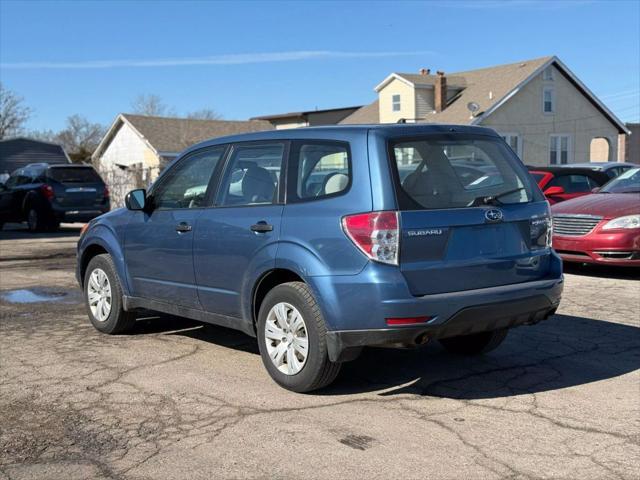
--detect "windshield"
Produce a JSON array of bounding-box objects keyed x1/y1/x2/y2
[
  {"x1": 48, "y1": 167, "x2": 102, "y2": 184},
  {"x1": 390, "y1": 134, "x2": 534, "y2": 210},
  {"x1": 600, "y1": 167, "x2": 640, "y2": 193}
]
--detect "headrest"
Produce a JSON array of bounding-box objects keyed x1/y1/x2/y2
[
  {"x1": 241, "y1": 166, "x2": 275, "y2": 203},
  {"x1": 323, "y1": 172, "x2": 349, "y2": 195}
]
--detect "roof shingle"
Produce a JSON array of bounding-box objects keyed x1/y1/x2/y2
[
  {"x1": 121, "y1": 114, "x2": 273, "y2": 154},
  {"x1": 340, "y1": 56, "x2": 553, "y2": 125}
]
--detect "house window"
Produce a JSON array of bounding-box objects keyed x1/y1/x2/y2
[
  {"x1": 543, "y1": 66, "x2": 554, "y2": 81},
  {"x1": 549, "y1": 135, "x2": 570, "y2": 165},
  {"x1": 543, "y1": 86, "x2": 555, "y2": 113},
  {"x1": 500, "y1": 133, "x2": 521, "y2": 157},
  {"x1": 392, "y1": 94, "x2": 401, "y2": 112}
]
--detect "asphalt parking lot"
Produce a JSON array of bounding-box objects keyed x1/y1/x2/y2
[{"x1": 0, "y1": 225, "x2": 638, "y2": 480}]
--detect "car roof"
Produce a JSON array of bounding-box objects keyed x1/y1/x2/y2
[
  {"x1": 528, "y1": 165, "x2": 607, "y2": 175},
  {"x1": 527, "y1": 165, "x2": 611, "y2": 180},
  {"x1": 48, "y1": 164, "x2": 94, "y2": 168},
  {"x1": 561, "y1": 162, "x2": 633, "y2": 170},
  {"x1": 183, "y1": 124, "x2": 501, "y2": 155}
]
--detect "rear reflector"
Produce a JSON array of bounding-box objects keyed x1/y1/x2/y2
[
  {"x1": 342, "y1": 210, "x2": 399, "y2": 265},
  {"x1": 386, "y1": 316, "x2": 431, "y2": 326}
]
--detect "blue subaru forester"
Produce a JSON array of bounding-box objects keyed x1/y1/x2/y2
[{"x1": 77, "y1": 125, "x2": 563, "y2": 392}]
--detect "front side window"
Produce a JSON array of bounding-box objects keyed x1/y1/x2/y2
[
  {"x1": 392, "y1": 94, "x2": 401, "y2": 112},
  {"x1": 543, "y1": 86, "x2": 555, "y2": 113},
  {"x1": 390, "y1": 134, "x2": 534, "y2": 210},
  {"x1": 290, "y1": 141, "x2": 351, "y2": 201},
  {"x1": 152, "y1": 146, "x2": 225, "y2": 209},
  {"x1": 549, "y1": 135, "x2": 570, "y2": 164},
  {"x1": 217, "y1": 143, "x2": 284, "y2": 206}
]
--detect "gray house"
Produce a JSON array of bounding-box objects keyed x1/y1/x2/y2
[{"x1": 0, "y1": 137, "x2": 70, "y2": 176}]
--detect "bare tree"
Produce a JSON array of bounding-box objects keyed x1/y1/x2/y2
[
  {"x1": 130, "y1": 94, "x2": 175, "y2": 117},
  {"x1": 186, "y1": 108, "x2": 223, "y2": 120},
  {"x1": 0, "y1": 83, "x2": 32, "y2": 139},
  {"x1": 55, "y1": 115, "x2": 106, "y2": 163}
]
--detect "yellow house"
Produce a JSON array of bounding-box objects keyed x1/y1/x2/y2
[{"x1": 340, "y1": 56, "x2": 630, "y2": 165}]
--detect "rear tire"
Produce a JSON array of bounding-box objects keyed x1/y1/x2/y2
[
  {"x1": 257, "y1": 282, "x2": 341, "y2": 393},
  {"x1": 84, "y1": 254, "x2": 136, "y2": 334},
  {"x1": 27, "y1": 207, "x2": 45, "y2": 232},
  {"x1": 439, "y1": 328, "x2": 508, "y2": 355}
]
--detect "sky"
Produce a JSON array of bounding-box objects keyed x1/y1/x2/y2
[{"x1": 1, "y1": 0, "x2": 638, "y2": 132}]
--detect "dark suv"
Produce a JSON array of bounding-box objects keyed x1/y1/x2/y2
[
  {"x1": 77, "y1": 125, "x2": 563, "y2": 392},
  {"x1": 0, "y1": 163, "x2": 110, "y2": 231}
]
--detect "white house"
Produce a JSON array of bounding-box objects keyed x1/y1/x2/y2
[{"x1": 93, "y1": 114, "x2": 272, "y2": 206}]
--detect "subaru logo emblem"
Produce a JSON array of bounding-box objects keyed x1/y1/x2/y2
[{"x1": 485, "y1": 209, "x2": 504, "y2": 223}]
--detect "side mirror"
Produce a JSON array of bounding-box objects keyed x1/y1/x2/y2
[
  {"x1": 591, "y1": 187, "x2": 601, "y2": 193},
  {"x1": 125, "y1": 189, "x2": 147, "y2": 211},
  {"x1": 544, "y1": 186, "x2": 565, "y2": 196}
]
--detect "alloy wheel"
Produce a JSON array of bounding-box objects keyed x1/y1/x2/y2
[
  {"x1": 264, "y1": 302, "x2": 309, "y2": 375},
  {"x1": 87, "y1": 268, "x2": 112, "y2": 322}
]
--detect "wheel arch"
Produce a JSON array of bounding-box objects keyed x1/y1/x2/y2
[
  {"x1": 251, "y1": 268, "x2": 304, "y2": 332},
  {"x1": 78, "y1": 225, "x2": 131, "y2": 295}
]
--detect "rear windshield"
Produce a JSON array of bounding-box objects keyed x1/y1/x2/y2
[
  {"x1": 48, "y1": 167, "x2": 102, "y2": 184},
  {"x1": 600, "y1": 167, "x2": 640, "y2": 193},
  {"x1": 390, "y1": 134, "x2": 534, "y2": 210}
]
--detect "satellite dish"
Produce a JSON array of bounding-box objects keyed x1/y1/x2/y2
[{"x1": 467, "y1": 102, "x2": 480, "y2": 114}]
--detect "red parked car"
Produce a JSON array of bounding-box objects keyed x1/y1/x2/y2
[
  {"x1": 552, "y1": 168, "x2": 640, "y2": 267},
  {"x1": 528, "y1": 166, "x2": 611, "y2": 204}
]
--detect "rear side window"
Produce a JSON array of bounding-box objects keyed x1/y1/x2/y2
[
  {"x1": 48, "y1": 167, "x2": 102, "y2": 184},
  {"x1": 288, "y1": 141, "x2": 351, "y2": 201},
  {"x1": 390, "y1": 134, "x2": 534, "y2": 210},
  {"x1": 217, "y1": 143, "x2": 285, "y2": 206},
  {"x1": 530, "y1": 172, "x2": 545, "y2": 184},
  {"x1": 548, "y1": 174, "x2": 597, "y2": 193}
]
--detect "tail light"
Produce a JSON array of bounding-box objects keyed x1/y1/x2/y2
[
  {"x1": 342, "y1": 211, "x2": 399, "y2": 265},
  {"x1": 40, "y1": 184, "x2": 55, "y2": 202},
  {"x1": 103, "y1": 185, "x2": 110, "y2": 199}
]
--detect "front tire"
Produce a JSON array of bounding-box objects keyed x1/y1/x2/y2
[
  {"x1": 84, "y1": 254, "x2": 136, "y2": 334},
  {"x1": 257, "y1": 282, "x2": 341, "y2": 393},
  {"x1": 439, "y1": 328, "x2": 508, "y2": 355}
]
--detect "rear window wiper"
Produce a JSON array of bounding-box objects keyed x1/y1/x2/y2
[{"x1": 468, "y1": 187, "x2": 525, "y2": 206}]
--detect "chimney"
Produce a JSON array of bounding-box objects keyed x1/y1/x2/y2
[
  {"x1": 435, "y1": 71, "x2": 447, "y2": 113},
  {"x1": 419, "y1": 68, "x2": 431, "y2": 76}
]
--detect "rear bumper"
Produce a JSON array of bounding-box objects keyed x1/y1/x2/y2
[
  {"x1": 553, "y1": 231, "x2": 640, "y2": 267},
  {"x1": 326, "y1": 294, "x2": 558, "y2": 362},
  {"x1": 52, "y1": 207, "x2": 109, "y2": 223},
  {"x1": 308, "y1": 252, "x2": 564, "y2": 362}
]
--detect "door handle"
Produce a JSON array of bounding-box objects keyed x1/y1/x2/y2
[
  {"x1": 250, "y1": 221, "x2": 273, "y2": 233},
  {"x1": 175, "y1": 222, "x2": 192, "y2": 233}
]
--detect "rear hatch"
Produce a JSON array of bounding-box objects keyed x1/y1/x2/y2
[
  {"x1": 47, "y1": 166, "x2": 107, "y2": 208},
  {"x1": 390, "y1": 134, "x2": 552, "y2": 296}
]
